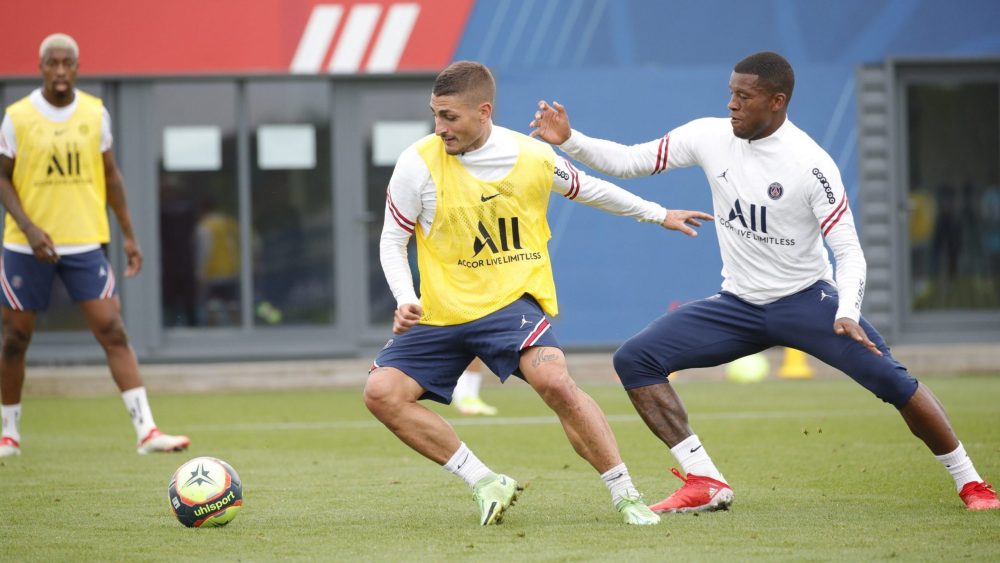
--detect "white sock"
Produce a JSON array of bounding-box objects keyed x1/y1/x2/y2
[
  {"x1": 453, "y1": 370, "x2": 482, "y2": 401},
  {"x1": 121, "y1": 387, "x2": 157, "y2": 441},
  {"x1": 601, "y1": 462, "x2": 640, "y2": 505},
  {"x1": 443, "y1": 442, "x2": 493, "y2": 488},
  {"x1": 671, "y1": 434, "x2": 726, "y2": 483},
  {"x1": 935, "y1": 442, "x2": 983, "y2": 491},
  {"x1": 1, "y1": 404, "x2": 22, "y2": 443}
]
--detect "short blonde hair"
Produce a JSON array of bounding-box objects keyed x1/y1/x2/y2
[{"x1": 39, "y1": 33, "x2": 79, "y2": 61}]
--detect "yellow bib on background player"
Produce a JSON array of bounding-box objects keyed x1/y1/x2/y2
[
  {"x1": 415, "y1": 131, "x2": 558, "y2": 325},
  {"x1": 4, "y1": 90, "x2": 109, "y2": 245},
  {"x1": 198, "y1": 213, "x2": 240, "y2": 279}
]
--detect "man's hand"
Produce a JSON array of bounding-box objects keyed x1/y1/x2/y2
[
  {"x1": 834, "y1": 317, "x2": 882, "y2": 356},
  {"x1": 123, "y1": 236, "x2": 143, "y2": 277},
  {"x1": 393, "y1": 303, "x2": 423, "y2": 334},
  {"x1": 529, "y1": 101, "x2": 572, "y2": 145},
  {"x1": 662, "y1": 209, "x2": 713, "y2": 237},
  {"x1": 25, "y1": 224, "x2": 58, "y2": 263}
]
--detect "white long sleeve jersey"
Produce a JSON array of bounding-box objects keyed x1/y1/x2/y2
[
  {"x1": 381, "y1": 124, "x2": 668, "y2": 308},
  {"x1": 560, "y1": 117, "x2": 866, "y2": 321}
]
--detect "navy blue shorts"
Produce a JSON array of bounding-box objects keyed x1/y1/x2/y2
[
  {"x1": 613, "y1": 281, "x2": 919, "y2": 409},
  {"x1": 372, "y1": 295, "x2": 560, "y2": 404},
  {"x1": 0, "y1": 248, "x2": 116, "y2": 311}
]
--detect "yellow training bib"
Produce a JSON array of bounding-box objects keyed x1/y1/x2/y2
[
  {"x1": 414, "y1": 131, "x2": 558, "y2": 325},
  {"x1": 4, "y1": 90, "x2": 109, "y2": 245}
]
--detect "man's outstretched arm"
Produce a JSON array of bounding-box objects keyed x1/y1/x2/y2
[
  {"x1": 551, "y1": 156, "x2": 711, "y2": 237},
  {"x1": 531, "y1": 101, "x2": 665, "y2": 179}
]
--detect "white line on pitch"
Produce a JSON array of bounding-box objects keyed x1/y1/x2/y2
[{"x1": 185, "y1": 409, "x2": 891, "y2": 432}]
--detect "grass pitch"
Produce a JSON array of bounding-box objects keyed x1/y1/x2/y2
[{"x1": 1, "y1": 375, "x2": 997, "y2": 561}]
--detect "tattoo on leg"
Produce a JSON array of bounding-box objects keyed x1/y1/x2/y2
[{"x1": 531, "y1": 347, "x2": 559, "y2": 368}]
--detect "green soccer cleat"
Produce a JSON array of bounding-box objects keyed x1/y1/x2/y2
[
  {"x1": 615, "y1": 495, "x2": 661, "y2": 525},
  {"x1": 454, "y1": 396, "x2": 499, "y2": 416},
  {"x1": 472, "y1": 473, "x2": 520, "y2": 525}
]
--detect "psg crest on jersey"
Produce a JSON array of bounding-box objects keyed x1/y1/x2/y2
[{"x1": 767, "y1": 182, "x2": 784, "y2": 200}]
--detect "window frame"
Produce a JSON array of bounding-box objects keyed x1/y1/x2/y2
[{"x1": 889, "y1": 59, "x2": 1000, "y2": 343}]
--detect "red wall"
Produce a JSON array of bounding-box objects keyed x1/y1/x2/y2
[{"x1": 0, "y1": 0, "x2": 472, "y2": 76}]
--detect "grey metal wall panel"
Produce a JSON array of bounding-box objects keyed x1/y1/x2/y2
[{"x1": 856, "y1": 63, "x2": 896, "y2": 340}]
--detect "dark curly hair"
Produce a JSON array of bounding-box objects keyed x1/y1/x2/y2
[{"x1": 734, "y1": 51, "x2": 795, "y2": 103}]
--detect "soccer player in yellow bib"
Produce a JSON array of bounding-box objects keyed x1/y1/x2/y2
[
  {"x1": 0, "y1": 34, "x2": 190, "y2": 457},
  {"x1": 364, "y1": 61, "x2": 712, "y2": 526}
]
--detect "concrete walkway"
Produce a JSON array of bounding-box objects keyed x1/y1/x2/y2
[{"x1": 21, "y1": 342, "x2": 1000, "y2": 397}]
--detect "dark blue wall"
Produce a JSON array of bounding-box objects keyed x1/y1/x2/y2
[{"x1": 454, "y1": 0, "x2": 1000, "y2": 346}]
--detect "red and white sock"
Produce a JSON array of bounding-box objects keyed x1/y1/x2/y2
[
  {"x1": 121, "y1": 387, "x2": 157, "y2": 441},
  {"x1": 936, "y1": 442, "x2": 984, "y2": 491},
  {"x1": 1, "y1": 403, "x2": 22, "y2": 443},
  {"x1": 671, "y1": 434, "x2": 727, "y2": 483}
]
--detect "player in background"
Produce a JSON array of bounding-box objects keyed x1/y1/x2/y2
[
  {"x1": 366, "y1": 60, "x2": 712, "y2": 526},
  {"x1": 0, "y1": 34, "x2": 190, "y2": 457},
  {"x1": 453, "y1": 358, "x2": 498, "y2": 416},
  {"x1": 529, "y1": 51, "x2": 999, "y2": 512}
]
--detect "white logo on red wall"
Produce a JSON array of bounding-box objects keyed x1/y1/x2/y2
[
  {"x1": 291, "y1": 3, "x2": 420, "y2": 73},
  {"x1": 0, "y1": 1, "x2": 471, "y2": 75}
]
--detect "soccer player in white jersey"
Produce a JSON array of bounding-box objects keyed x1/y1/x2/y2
[
  {"x1": 529, "y1": 51, "x2": 999, "y2": 512},
  {"x1": 0, "y1": 34, "x2": 190, "y2": 457},
  {"x1": 366, "y1": 61, "x2": 712, "y2": 526}
]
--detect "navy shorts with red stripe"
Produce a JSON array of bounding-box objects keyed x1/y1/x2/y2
[
  {"x1": 372, "y1": 294, "x2": 559, "y2": 404},
  {"x1": 613, "y1": 281, "x2": 919, "y2": 409},
  {"x1": 0, "y1": 248, "x2": 117, "y2": 311}
]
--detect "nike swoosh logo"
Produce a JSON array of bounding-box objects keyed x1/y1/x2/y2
[
  {"x1": 481, "y1": 193, "x2": 501, "y2": 202},
  {"x1": 483, "y1": 501, "x2": 497, "y2": 524},
  {"x1": 690, "y1": 445, "x2": 703, "y2": 453}
]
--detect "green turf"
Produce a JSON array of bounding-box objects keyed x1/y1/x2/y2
[{"x1": 1, "y1": 376, "x2": 997, "y2": 561}]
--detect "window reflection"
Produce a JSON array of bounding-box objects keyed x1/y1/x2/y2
[
  {"x1": 156, "y1": 83, "x2": 240, "y2": 327},
  {"x1": 360, "y1": 87, "x2": 433, "y2": 324},
  {"x1": 248, "y1": 81, "x2": 333, "y2": 326},
  {"x1": 907, "y1": 83, "x2": 1000, "y2": 311}
]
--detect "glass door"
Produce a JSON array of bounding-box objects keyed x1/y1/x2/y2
[
  {"x1": 906, "y1": 82, "x2": 999, "y2": 312},
  {"x1": 897, "y1": 63, "x2": 1000, "y2": 340},
  {"x1": 246, "y1": 80, "x2": 334, "y2": 327},
  {"x1": 153, "y1": 82, "x2": 241, "y2": 329}
]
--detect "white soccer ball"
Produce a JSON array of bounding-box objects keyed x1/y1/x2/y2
[{"x1": 167, "y1": 456, "x2": 243, "y2": 528}]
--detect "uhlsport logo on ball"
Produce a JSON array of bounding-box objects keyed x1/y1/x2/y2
[{"x1": 168, "y1": 456, "x2": 243, "y2": 528}]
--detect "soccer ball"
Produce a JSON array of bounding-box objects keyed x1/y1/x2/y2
[
  {"x1": 725, "y1": 353, "x2": 770, "y2": 384},
  {"x1": 168, "y1": 456, "x2": 243, "y2": 528}
]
